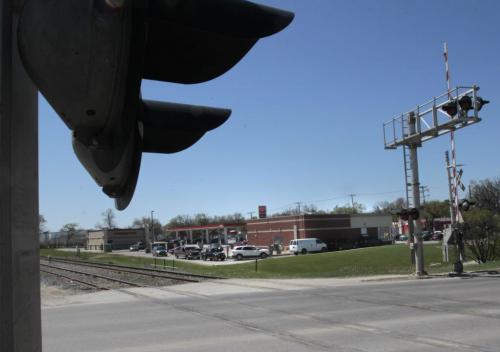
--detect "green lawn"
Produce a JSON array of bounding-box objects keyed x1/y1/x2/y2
[{"x1": 40, "y1": 245, "x2": 499, "y2": 279}]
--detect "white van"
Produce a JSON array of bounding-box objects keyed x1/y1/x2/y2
[{"x1": 289, "y1": 238, "x2": 327, "y2": 255}]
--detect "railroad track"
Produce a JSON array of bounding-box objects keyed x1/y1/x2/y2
[
  {"x1": 40, "y1": 268, "x2": 109, "y2": 290},
  {"x1": 40, "y1": 257, "x2": 223, "y2": 291},
  {"x1": 40, "y1": 263, "x2": 144, "y2": 290},
  {"x1": 41, "y1": 256, "x2": 223, "y2": 281}
]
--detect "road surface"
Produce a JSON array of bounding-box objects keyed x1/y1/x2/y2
[{"x1": 42, "y1": 273, "x2": 500, "y2": 351}]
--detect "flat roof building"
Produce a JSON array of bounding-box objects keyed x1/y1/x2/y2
[
  {"x1": 246, "y1": 213, "x2": 392, "y2": 250},
  {"x1": 165, "y1": 223, "x2": 246, "y2": 246},
  {"x1": 87, "y1": 228, "x2": 145, "y2": 251}
]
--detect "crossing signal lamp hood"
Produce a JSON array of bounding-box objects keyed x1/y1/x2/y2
[{"x1": 17, "y1": 0, "x2": 294, "y2": 209}]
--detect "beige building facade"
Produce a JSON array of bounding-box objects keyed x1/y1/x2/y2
[{"x1": 87, "y1": 228, "x2": 145, "y2": 250}]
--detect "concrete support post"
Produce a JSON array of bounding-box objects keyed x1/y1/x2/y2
[
  {"x1": 0, "y1": 1, "x2": 41, "y2": 350},
  {"x1": 205, "y1": 229, "x2": 209, "y2": 244},
  {"x1": 408, "y1": 112, "x2": 425, "y2": 275},
  {"x1": 223, "y1": 228, "x2": 228, "y2": 245},
  {"x1": 188, "y1": 230, "x2": 193, "y2": 244}
]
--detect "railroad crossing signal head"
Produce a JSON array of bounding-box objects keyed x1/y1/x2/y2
[
  {"x1": 442, "y1": 95, "x2": 490, "y2": 118},
  {"x1": 391, "y1": 208, "x2": 420, "y2": 221},
  {"x1": 475, "y1": 97, "x2": 490, "y2": 111},
  {"x1": 17, "y1": 0, "x2": 294, "y2": 209},
  {"x1": 458, "y1": 199, "x2": 475, "y2": 212}
]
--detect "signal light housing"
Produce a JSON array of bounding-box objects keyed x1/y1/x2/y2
[
  {"x1": 458, "y1": 199, "x2": 475, "y2": 212},
  {"x1": 18, "y1": 0, "x2": 294, "y2": 209},
  {"x1": 475, "y1": 97, "x2": 490, "y2": 112},
  {"x1": 442, "y1": 95, "x2": 489, "y2": 118},
  {"x1": 391, "y1": 208, "x2": 420, "y2": 221}
]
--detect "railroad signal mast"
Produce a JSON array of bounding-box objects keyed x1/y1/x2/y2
[{"x1": 383, "y1": 85, "x2": 489, "y2": 275}]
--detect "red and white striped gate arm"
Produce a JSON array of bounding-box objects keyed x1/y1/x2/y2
[{"x1": 444, "y1": 42, "x2": 460, "y2": 223}]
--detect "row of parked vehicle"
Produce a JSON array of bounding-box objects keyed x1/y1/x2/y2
[
  {"x1": 130, "y1": 238, "x2": 330, "y2": 261},
  {"x1": 129, "y1": 241, "x2": 272, "y2": 261},
  {"x1": 396, "y1": 231, "x2": 443, "y2": 242}
]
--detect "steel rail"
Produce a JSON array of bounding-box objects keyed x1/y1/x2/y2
[
  {"x1": 41, "y1": 256, "x2": 224, "y2": 280},
  {"x1": 40, "y1": 263, "x2": 144, "y2": 288},
  {"x1": 42, "y1": 258, "x2": 200, "y2": 283},
  {"x1": 40, "y1": 268, "x2": 109, "y2": 290}
]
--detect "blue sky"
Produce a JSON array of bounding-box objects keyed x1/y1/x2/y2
[{"x1": 39, "y1": 0, "x2": 500, "y2": 231}]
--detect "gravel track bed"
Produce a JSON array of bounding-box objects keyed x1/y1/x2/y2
[{"x1": 40, "y1": 259, "x2": 195, "y2": 289}]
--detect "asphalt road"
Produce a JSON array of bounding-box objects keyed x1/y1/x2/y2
[{"x1": 42, "y1": 273, "x2": 500, "y2": 352}]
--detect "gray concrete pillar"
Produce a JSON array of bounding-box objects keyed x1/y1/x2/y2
[{"x1": 0, "y1": 1, "x2": 41, "y2": 350}]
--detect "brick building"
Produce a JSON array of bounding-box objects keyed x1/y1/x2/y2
[{"x1": 246, "y1": 214, "x2": 392, "y2": 250}]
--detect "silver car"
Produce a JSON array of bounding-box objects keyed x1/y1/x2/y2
[{"x1": 232, "y1": 246, "x2": 269, "y2": 260}]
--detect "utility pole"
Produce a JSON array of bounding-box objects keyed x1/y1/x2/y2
[
  {"x1": 420, "y1": 185, "x2": 429, "y2": 205},
  {"x1": 0, "y1": 1, "x2": 41, "y2": 350},
  {"x1": 247, "y1": 212, "x2": 255, "y2": 220},
  {"x1": 150, "y1": 210, "x2": 155, "y2": 242},
  {"x1": 349, "y1": 194, "x2": 355, "y2": 209},
  {"x1": 295, "y1": 202, "x2": 302, "y2": 214}
]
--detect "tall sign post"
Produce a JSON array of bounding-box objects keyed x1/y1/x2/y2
[{"x1": 0, "y1": 0, "x2": 41, "y2": 350}]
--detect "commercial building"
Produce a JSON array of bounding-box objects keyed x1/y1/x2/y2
[
  {"x1": 87, "y1": 228, "x2": 145, "y2": 250},
  {"x1": 165, "y1": 223, "x2": 246, "y2": 245},
  {"x1": 246, "y1": 213, "x2": 392, "y2": 250}
]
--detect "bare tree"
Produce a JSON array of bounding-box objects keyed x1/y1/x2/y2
[
  {"x1": 132, "y1": 216, "x2": 162, "y2": 236},
  {"x1": 60, "y1": 223, "x2": 79, "y2": 247},
  {"x1": 167, "y1": 214, "x2": 194, "y2": 228},
  {"x1": 166, "y1": 213, "x2": 247, "y2": 227},
  {"x1": 212, "y1": 213, "x2": 246, "y2": 224},
  {"x1": 272, "y1": 204, "x2": 321, "y2": 217},
  {"x1": 39, "y1": 214, "x2": 48, "y2": 247},
  {"x1": 331, "y1": 202, "x2": 365, "y2": 215},
  {"x1": 194, "y1": 213, "x2": 209, "y2": 226},
  {"x1": 470, "y1": 177, "x2": 500, "y2": 213},
  {"x1": 96, "y1": 208, "x2": 117, "y2": 229},
  {"x1": 372, "y1": 198, "x2": 406, "y2": 214}
]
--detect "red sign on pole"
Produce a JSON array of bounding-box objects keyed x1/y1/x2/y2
[{"x1": 258, "y1": 206, "x2": 267, "y2": 219}]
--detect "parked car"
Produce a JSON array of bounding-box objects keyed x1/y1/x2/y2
[
  {"x1": 232, "y1": 246, "x2": 269, "y2": 260},
  {"x1": 398, "y1": 235, "x2": 409, "y2": 242},
  {"x1": 173, "y1": 245, "x2": 201, "y2": 259},
  {"x1": 421, "y1": 231, "x2": 433, "y2": 241},
  {"x1": 152, "y1": 245, "x2": 168, "y2": 257},
  {"x1": 201, "y1": 247, "x2": 226, "y2": 261},
  {"x1": 129, "y1": 242, "x2": 146, "y2": 251},
  {"x1": 289, "y1": 238, "x2": 327, "y2": 255},
  {"x1": 431, "y1": 231, "x2": 443, "y2": 241}
]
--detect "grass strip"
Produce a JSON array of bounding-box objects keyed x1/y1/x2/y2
[{"x1": 40, "y1": 245, "x2": 499, "y2": 279}]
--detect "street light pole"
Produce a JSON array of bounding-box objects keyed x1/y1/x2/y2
[{"x1": 151, "y1": 210, "x2": 155, "y2": 242}]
